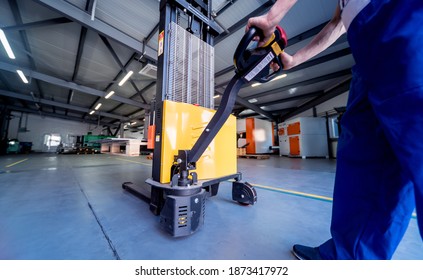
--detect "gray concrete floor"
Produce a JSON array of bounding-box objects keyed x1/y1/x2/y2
[{"x1": 0, "y1": 153, "x2": 421, "y2": 260}]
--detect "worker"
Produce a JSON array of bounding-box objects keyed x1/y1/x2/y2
[{"x1": 247, "y1": 0, "x2": 423, "y2": 259}]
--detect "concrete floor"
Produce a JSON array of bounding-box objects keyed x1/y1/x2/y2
[{"x1": 0, "y1": 153, "x2": 421, "y2": 260}]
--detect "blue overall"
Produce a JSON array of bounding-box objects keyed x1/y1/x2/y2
[{"x1": 318, "y1": 0, "x2": 423, "y2": 259}]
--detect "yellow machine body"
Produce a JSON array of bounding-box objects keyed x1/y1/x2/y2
[{"x1": 160, "y1": 100, "x2": 237, "y2": 183}]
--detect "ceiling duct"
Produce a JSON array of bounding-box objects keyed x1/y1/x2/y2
[{"x1": 139, "y1": 63, "x2": 157, "y2": 79}]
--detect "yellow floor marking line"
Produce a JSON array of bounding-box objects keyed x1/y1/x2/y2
[
  {"x1": 252, "y1": 183, "x2": 418, "y2": 220},
  {"x1": 5, "y1": 158, "x2": 29, "y2": 168},
  {"x1": 115, "y1": 157, "x2": 152, "y2": 166},
  {"x1": 252, "y1": 183, "x2": 333, "y2": 202}
]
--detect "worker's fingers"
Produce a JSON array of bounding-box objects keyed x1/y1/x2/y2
[{"x1": 270, "y1": 61, "x2": 280, "y2": 72}]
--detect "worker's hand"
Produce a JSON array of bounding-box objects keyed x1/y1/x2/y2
[
  {"x1": 270, "y1": 52, "x2": 295, "y2": 72},
  {"x1": 280, "y1": 52, "x2": 295, "y2": 70},
  {"x1": 246, "y1": 15, "x2": 276, "y2": 47}
]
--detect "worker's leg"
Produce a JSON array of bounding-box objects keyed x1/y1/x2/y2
[
  {"x1": 319, "y1": 0, "x2": 423, "y2": 259},
  {"x1": 352, "y1": 0, "x2": 423, "y2": 241},
  {"x1": 317, "y1": 71, "x2": 416, "y2": 260},
  {"x1": 369, "y1": 83, "x2": 423, "y2": 236}
]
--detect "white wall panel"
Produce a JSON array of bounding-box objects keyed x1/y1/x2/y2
[{"x1": 8, "y1": 112, "x2": 103, "y2": 152}]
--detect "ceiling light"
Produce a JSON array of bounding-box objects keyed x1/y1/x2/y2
[
  {"x1": 105, "y1": 90, "x2": 115, "y2": 99},
  {"x1": 95, "y1": 103, "x2": 102, "y2": 110},
  {"x1": 118, "y1": 70, "x2": 133, "y2": 86},
  {"x1": 0, "y1": 29, "x2": 16, "y2": 59},
  {"x1": 130, "y1": 122, "x2": 137, "y2": 125},
  {"x1": 89, "y1": 110, "x2": 95, "y2": 115},
  {"x1": 251, "y1": 74, "x2": 287, "y2": 88},
  {"x1": 288, "y1": 88, "x2": 297, "y2": 95},
  {"x1": 16, "y1": 70, "x2": 28, "y2": 84},
  {"x1": 271, "y1": 73, "x2": 287, "y2": 82},
  {"x1": 213, "y1": 94, "x2": 220, "y2": 99},
  {"x1": 248, "y1": 98, "x2": 258, "y2": 103}
]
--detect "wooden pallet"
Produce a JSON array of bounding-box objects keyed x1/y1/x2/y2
[{"x1": 238, "y1": 154, "x2": 270, "y2": 160}]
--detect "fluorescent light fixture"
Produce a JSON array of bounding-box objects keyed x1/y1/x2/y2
[
  {"x1": 272, "y1": 73, "x2": 287, "y2": 81},
  {"x1": 89, "y1": 110, "x2": 95, "y2": 115},
  {"x1": 0, "y1": 29, "x2": 16, "y2": 59},
  {"x1": 95, "y1": 103, "x2": 102, "y2": 110},
  {"x1": 105, "y1": 90, "x2": 115, "y2": 99},
  {"x1": 213, "y1": 94, "x2": 220, "y2": 99},
  {"x1": 118, "y1": 70, "x2": 133, "y2": 86},
  {"x1": 288, "y1": 87, "x2": 297, "y2": 95},
  {"x1": 130, "y1": 122, "x2": 137, "y2": 125},
  {"x1": 16, "y1": 70, "x2": 28, "y2": 84},
  {"x1": 248, "y1": 98, "x2": 258, "y2": 103},
  {"x1": 251, "y1": 74, "x2": 287, "y2": 88}
]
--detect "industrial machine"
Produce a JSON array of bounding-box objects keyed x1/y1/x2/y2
[
  {"x1": 123, "y1": 0, "x2": 287, "y2": 237},
  {"x1": 6, "y1": 139, "x2": 20, "y2": 154}
]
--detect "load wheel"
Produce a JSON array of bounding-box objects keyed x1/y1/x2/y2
[{"x1": 232, "y1": 181, "x2": 257, "y2": 205}]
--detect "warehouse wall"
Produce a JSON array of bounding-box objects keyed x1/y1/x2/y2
[
  {"x1": 7, "y1": 112, "x2": 103, "y2": 152},
  {"x1": 123, "y1": 130, "x2": 145, "y2": 140}
]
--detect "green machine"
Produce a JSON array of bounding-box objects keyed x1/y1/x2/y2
[
  {"x1": 81, "y1": 134, "x2": 113, "y2": 153},
  {"x1": 6, "y1": 139, "x2": 20, "y2": 154}
]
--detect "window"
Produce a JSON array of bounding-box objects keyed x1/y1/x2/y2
[
  {"x1": 44, "y1": 134, "x2": 61, "y2": 152},
  {"x1": 328, "y1": 116, "x2": 340, "y2": 139}
]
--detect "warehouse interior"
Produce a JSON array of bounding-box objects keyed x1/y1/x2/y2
[{"x1": 0, "y1": 0, "x2": 422, "y2": 260}]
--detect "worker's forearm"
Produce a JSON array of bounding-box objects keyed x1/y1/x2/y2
[{"x1": 292, "y1": 5, "x2": 346, "y2": 67}]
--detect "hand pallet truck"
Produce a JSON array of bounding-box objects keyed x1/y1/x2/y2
[{"x1": 123, "y1": 0, "x2": 287, "y2": 237}]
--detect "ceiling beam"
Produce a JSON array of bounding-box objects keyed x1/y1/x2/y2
[
  {"x1": 244, "y1": 69, "x2": 352, "y2": 100},
  {"x1": 214, "y1": 1, "x2": 275, "y2": 44},
  {"x1": 66, "y1": 25, "x2": 88, "y2": 116},
  {"x1": 99, "y1": 35, "x2": 147, "y2": 104},
  {"x1": 8, "y1": 0, "x2": 45, "y2": 101},
  {"x1": 0, "y1": 72, "x2": 29, "y2": 109},
  {"x1": 215, "y1": 47, "x2": 351, "y2": 88},
  {"x1": 217, "y1": 70, "x2": 350, "y2": 119},
  {"x1": 1, "y1": 17, "x2": 73, "y2": 31},
  {"x1": 214, "y1": 0, "x2": 240, "y2": 16},
  {"x1": 6, "y1": 105, "x2": 112, "y2": 126},
  {"x1": 0, "y1": 61, "x2": 149, "y2": 109},
  {"x1": 109, "y1": 81, "x2": 156, "y2": 114},
  {"x1": 0, "y1": 89, "x2": 130, "y2": 121},
  {"x1": 238, "y1": 107, "x2": 295, "y2": 119},
  {"x1": 257, "y1": 90, "x2": 324, "y2": 107},
  {"x1": 234, "y1": 96, "x2": 275, "y2": 121},
  {"x1": 214, "y1": 23, "x2": 348, "y2": 80},
  {"x1": 33, "y1": 0, "x2": 157, "y2": 62},
  {"x1": 280, "y1": 78, "x2": 352, "y2": 121}
]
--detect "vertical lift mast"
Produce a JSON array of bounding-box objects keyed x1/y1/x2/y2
[{"x1": 123, "y1": 0, "x2": 261, "y2": 237}]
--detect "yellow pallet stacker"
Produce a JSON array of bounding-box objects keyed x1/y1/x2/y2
[{"x1": 123, "y1": 0, "x2": 287, "y2": 237}]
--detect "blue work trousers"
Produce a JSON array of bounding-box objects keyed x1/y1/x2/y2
[{"x1": 319, "y1": 0, "x2": 423, "y2": 259}]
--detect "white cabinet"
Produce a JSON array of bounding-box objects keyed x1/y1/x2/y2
[{"x1": 278, "y1": 117, "x2": 328, "y2": 158}]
